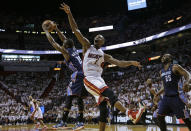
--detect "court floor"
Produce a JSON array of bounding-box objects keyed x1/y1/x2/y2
[{"x1": 0, "y1": 124, "x2": 189, "y2": 131}]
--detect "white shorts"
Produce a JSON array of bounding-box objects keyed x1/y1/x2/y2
[
  {"x1": 32, "y1": 108, "x2": 43, "y2": 119},
  {"x1": 84, "y1": 76, "x2": 108, "y2": 105}
]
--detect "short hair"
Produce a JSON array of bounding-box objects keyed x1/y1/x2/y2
[
  {"x1": 64, "y1": 39, "x2": 74, "y2": 48},
  {"x1": 164, "y1": 53, "x2": 173, "y2": 62}
]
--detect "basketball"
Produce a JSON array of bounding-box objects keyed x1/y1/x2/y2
[{"x1": 42, "y1": 20, "x2": 55, "y2": 32}]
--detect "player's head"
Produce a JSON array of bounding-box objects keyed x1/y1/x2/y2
[
  {"x1": 94, "y1": 34, "x2": 105, "y2": 48},
  {"x1": 33, "y1": 99, "x2": 37, "y2": 104},
  {"x1": 29, "y1": 96, "x2": 33, "y2": 101},
  {"x1": 161, "y1": 54, "x2": 172, "y2": 65},
  {"x1": 62, "y1": 39, "x2": 74, "y2": 49},
  {"x1": 146, "y1": 78, "x2": 152, "y2": 86}
]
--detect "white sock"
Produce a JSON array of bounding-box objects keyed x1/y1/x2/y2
[{"x1": 126, "y1": 109, "x2": 129, "y2": 116}]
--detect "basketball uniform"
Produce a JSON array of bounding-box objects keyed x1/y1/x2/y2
[
  {"x1": 158, "y1": 64, "x2": 190, "y2": 119},
  {"x1": 30, "y1": 100, "x2": 43, "y2": 119},
  {"x1": 65, "y1": 47, "x2": 87, "y2": 97},
  {"x1": 83, "y1": 45, "x2": 108, "y2": 104}
]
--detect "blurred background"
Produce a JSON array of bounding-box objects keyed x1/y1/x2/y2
[{"x1": 0, "y1": 0, "x2": 191, "y2": 126}]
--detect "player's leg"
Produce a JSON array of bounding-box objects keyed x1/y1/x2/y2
[
  {"x1": 157, "y1": 97, "x2": 172, "y2": 131},
  {"x1": 157, "y1": 115, "x2": 167, "y2": 131},
  {"x1": 38, "y1": 119, "x2": 45, "y2": 127},
  {"x1": 173, "y1": 97, "x2": 191, "y2": 130},
  {"x1": 38, "y1": 110, "x2": 46, "y2": 129},
  {"x1": 62, "y1": 96, "x2": 73, "y2": 123},
  {"x1": 30, "y1": 116, "x2": 36, "y2": 124},
  {"x1": 84, "y1": 77, "x2": 144, "y2": 124},
  {"x1": 183, "y1": 118, "x2": 191, "y2": 130},
  {"x1": 76, "y1": 83, "x2": 88, "y2": 124},
  {"x1": 77, "y1": 96, "x2": 84, "y2": 123},
  {"x1": 72, "y1": 96, "x2": 85, "y2": 130},
  {"x1": 53, "y1": 95, "x2": 73, "y2": 128},
  {"x1": 102, "y1": 88, "x2": 145, "y2": 124},
  {"x1": 99, "y1": 101, "x2": 108, "y2": 131},
  {"x1": 152, "y1": 101, "x2": 161, "y2": 126},
  {"x1": 31, "y1": 110, "x2": 37, "y2": 124},
  {"x1": 32, "y1": 111, "x2": 40, "y2": 129},
  {"x1": 84, "y1": 76, "x2": 128, "y2": 113},
  {"x1": 153, "y1": 110, "x2": 160, "y2": 127}
]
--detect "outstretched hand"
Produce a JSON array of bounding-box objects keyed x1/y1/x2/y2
[
  {"x1": 133, "y1": 61, "x2": 142, "y2": 70},
  {"x1": 60, "y1": 2, "x2": 70, "y2": 14}
]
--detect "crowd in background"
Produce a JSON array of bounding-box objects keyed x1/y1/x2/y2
[
  {"x1": 0, "y1": 45, "x2": 191, "y2": 125},
  {"x1": 0, "y1": 1, "x2": 191, "y2": 50},
  {"x1": 0, "y1": 1, "x2": 191, "y2": 125}
]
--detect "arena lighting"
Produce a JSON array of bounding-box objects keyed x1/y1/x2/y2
[
  {"x1": 179, "y1": 26, "x2": 185, "y2": 31},
  {"x1": 131, "y1": 51, "x2": 136, "y2": 54},
  {"x1": 176, "y1": 16, "x2": 182, "y2": 20},
  {"x1": 168, "y1": 19, "x2": 174, "y2": 24},
  {"x1": 89, "y1": 25, "x2": 113, "y2": 32},
  {"x1": 16, "y1": 30, "x2": 22, "y2": 33},
  {"x1": 54, "y1": 67, "x2": 61, "y2": 71},
  {"x1": 107, "y1": 64, "x2": 117, "y2": 68},
  {"x1": 24, "y1": 31, "x2": 28, "y2": 34},
  {"x1": 41, "y1": 32, "x2": 46, "y2": 34},
  {"x1": 1, "y1": 23, "x2": 191, "y2": 54},
  {"x1": 148, "y1": 56, "x2": 161, "y2": 61}
]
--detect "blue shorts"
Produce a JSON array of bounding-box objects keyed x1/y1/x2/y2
[
  {"x1": 67, "y1": 71, "x2": 88, "y2": 97},
  {"x1": 158, "y1": 96, "x2": 189, "y2": 119}
]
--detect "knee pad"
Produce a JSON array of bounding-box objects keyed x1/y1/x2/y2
[
  {"x1": 102, "y1": 88, "x2": 118, "y2": 106},
  {"x1": 99, "y1": 101, "x2": 108, "y2": 122}
]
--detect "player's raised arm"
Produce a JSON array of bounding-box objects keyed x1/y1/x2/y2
[
  {"x1": 104, "y1": 53, "x2": 142, "y2": 68},
  {"x1": 60, "y1": 3, "x2": 90, "y2": 53},
  {"x1": 53, "y1": 22, "x2": 67, "y2": 42},
  {"x1": 173, "y1": 64, "x2": 191, "y2": 92},
  {"x1": 42, "y1": 23, "x2": 70, "y2": 61}
]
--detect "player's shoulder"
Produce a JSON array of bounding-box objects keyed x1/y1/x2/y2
[
  {"x1": 89, "y1": 45, "x2": 94, "y2": 50},
  {"x1": 172, "y1": 64, "x2": 181, "y2": 68},
  {"x1": 172, "y1": 64, "x2": 183, "y2": 71}
]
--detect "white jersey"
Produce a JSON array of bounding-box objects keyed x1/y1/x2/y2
[
  {"x1": 30, "y1": 100, "x2": 35, "y2": 110},
  {"x1": 30, "y1": 100, "x2": 40, "y2": 112},
  {"x1": 83, "y1": 45, "x2": 104, "y2": 77},
  {"x1": 30, "y1": 100, "x2": 43, "y2": 119}
]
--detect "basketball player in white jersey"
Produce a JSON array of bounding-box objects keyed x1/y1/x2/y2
[
  {"x1": 29, "y1": 96, "x2": 46, "y2": 129},
  {"x1": 60, "y1": 3, "x2": 145, "y2": 131}
]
